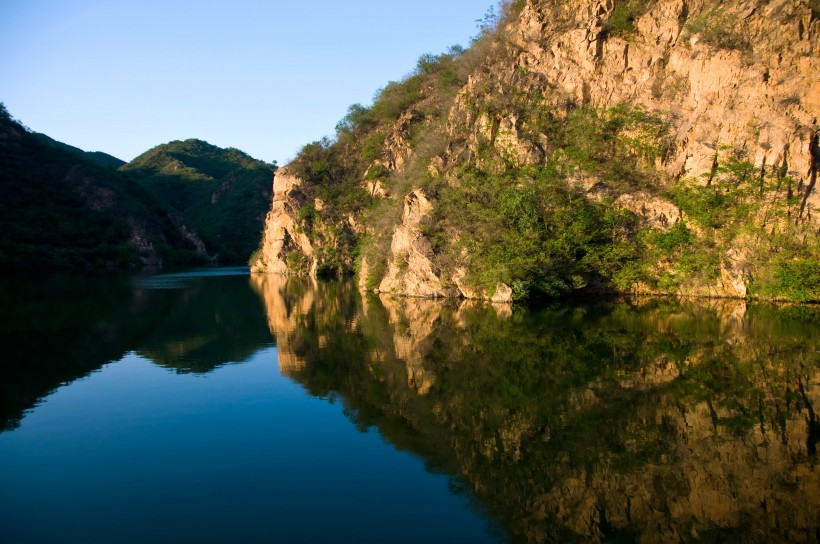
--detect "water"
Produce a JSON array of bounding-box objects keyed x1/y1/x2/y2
[{"x1": 0, "y1": 269, "x2": 818, "y2": 543}]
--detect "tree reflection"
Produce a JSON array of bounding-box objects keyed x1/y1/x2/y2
[
  {"x1": 0, "y1": 271, "x2": 272, "y2": 431},
  {"x1": 136, "y1": 274, "x2": 272, "y2": 372},
  {"x1": 251, "y1": 274, "x2": 820, "y2": 543}
]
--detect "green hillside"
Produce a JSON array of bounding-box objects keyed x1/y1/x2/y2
[
  {"x1": 0, "y1": 104, "x2": 207, "y2": 270},
  {"x1": 121, "y1": 139, "x2": 274, "y2": 263},
  {"x1": 31, "y1": 132, "x2": 126, "y2": 169}
]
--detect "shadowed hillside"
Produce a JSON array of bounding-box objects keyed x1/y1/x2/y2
[
  {"x1": 0, "y1": 104, "x2": 207, "y2": 270},
  {"x1": 121, "y1": 139, "x2": 274, "y2": 263},
  {"x1": 31, "y1": 131, "x2": 126, "y2": 170}
]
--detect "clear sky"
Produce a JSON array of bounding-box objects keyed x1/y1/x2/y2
[{"x1": 0, "y1": 0, "x2": 492, "y2": 164}]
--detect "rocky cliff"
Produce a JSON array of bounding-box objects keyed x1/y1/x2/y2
[
  {"x1": 455, "y1": 0, "x2": 819, "y2": 181},
  {"x1": 253, "y1": 0, "x2": 820, "y2": 302}
]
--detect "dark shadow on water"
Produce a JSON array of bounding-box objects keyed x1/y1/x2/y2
[{"x1": 0, "y1": 268, "x2": 272, "y2": 431}]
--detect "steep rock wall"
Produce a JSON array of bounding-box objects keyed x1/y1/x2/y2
[
  {"x1": 377, "y1": 189, "x2": 457, "y2": 297},
  {"x1": 254, "y1": 0, "x2": 819, "y2": 300},
  {"x1": 451, "y1": 0, "x2": 819, "y2": 194},
  {"x1": 250, "y1": 168, "x2": 316, "y2": 275}
]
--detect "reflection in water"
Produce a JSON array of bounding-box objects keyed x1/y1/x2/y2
[
  {"x1": 136, "y1": 272, "x2": 273, "y2": 373},
  {"x1": 2, "y1": 270, "x2": 818, "y2": 542},
  {"x1": 250, "y1": 274, "x2": 820, "y2": 543},
  {"x1": 0, "y1": 270, "x2": 271, "y2": 431}
]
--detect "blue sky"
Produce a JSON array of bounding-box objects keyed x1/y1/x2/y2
[{"x1": 0, "y1": 0, "x2": 492, "y2": 164}]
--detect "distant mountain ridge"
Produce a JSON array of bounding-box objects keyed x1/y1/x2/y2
[
  {"x1": 0, "y1": 103, "x2": 276, "y2": 270},
  {"x1": 0, "y1": 103, "x2": 208, "y2": 270},
  {"x1": 31, "y1": 132, "x2": 126, "y2": 170},
  {"x1": 121, "y1": 139, "x2": 274, "y2": 263}
]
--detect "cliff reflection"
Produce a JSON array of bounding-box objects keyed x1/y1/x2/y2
[{"x1": 251, "y1": 274, "x2": 820, "y2": 543}]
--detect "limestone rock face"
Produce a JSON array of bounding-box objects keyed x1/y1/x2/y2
[
  {"x1": 436, "y1": 0, "x2": 818, "y2": 299},
  {"x1": 469, "y1": 0, "x2": 819, "y2": 212},
  {"x1": 363, "y1": 109, "x2": 421, "y2": 197},
  {"x1": 379, "y1": 190, "x2": 457, "y2": 298},
  {"x1": 250, "y1": 168, "x2": 315, "y2": 275},
  {"x1": 718, "y1": 249, "x2": 749, "y2": 298},
  {"x1": 614, "y1": 192, "x2": 681, "y2": 230},
  {"x1": 381, "y1": 109, "x2": 421, "y2": 172},
  {"x1": 255, "y1": 0, "x2": 819, "y2": 301},
  {"x1": 579, "y1": 175, "x2": 683, "y2": 229},
  {"x1": 451, "y1": 266, "x2": 477, "y2": 299},
  {"x1": 491, "y1": 282, "x2": 514, "y2": 303}
]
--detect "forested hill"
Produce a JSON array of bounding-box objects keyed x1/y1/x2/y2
[
  {"x1": 0, "y1": 104, "x2": 208, "y2": 270},
  {"x1": 31, "y1": 132, "x2": 126, "y2": 170},
  {"x1": 251, "y1": 0, "x2": 820, "y2": 303},
  {"x1": 121, "y1": 139, "x2": 274, "y2": 263}
]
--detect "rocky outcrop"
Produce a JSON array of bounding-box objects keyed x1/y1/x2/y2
[
  {"x1": 578, "y1": 174, "x2": 683, "y2": 228},
  {"x1": 444, "y1": 0, "x2": 817, "y2": 299},
  {"x1": 380, "y1": 109, "x2": 421, "y2": 172},
  {"x1": 378, "y1": 189, "x2": 457, "y2": 297},
  {"x1": 255, "y1": 0, "x2": 819, "y2": 301},
  {"x1": 250, "y1": 168, "x2": 316, "y2": 275},
  {"x1": 471, "y1": 0, "x2": 817, "y2": 210},
  {"x1": 490, "y1": 282, "x2": 514, "y2": 303},
  {"x1": 364, "y1": 110, "x2": 423, "y2": 196}
]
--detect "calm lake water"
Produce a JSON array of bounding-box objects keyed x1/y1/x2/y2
[{"x1": 0, "y1": 268, "x2": 818, "y2": 543}]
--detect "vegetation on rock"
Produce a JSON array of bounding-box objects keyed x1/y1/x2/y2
[{"x1": 254, "y1": 0, "x2": 820, "y2": 303}]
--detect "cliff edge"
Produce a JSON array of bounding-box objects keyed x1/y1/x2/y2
[{"x1": 253, "y1": 0, "x2": 820, "y2": 302}]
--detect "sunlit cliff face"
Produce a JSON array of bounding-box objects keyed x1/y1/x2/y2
[
  {"x1": 251, "y1": 275, "x2": 820, "y2": 542},
  {"x1": 252, "y1": 1, "x2": 820, "y2": 303}
]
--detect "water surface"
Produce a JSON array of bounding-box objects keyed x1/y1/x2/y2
[{"x1": 1, "y1": 270, "x2": 818, "y2": 543}]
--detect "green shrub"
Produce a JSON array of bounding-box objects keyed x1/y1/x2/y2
[
  {"x1": 555, "y1": 104, "x2": 668, "y2": 190},
  {"x1": 605, "y1": 0, "x2": 653, "y2": 37},
  {"x1": 656, "y1": 220, "x2": 692, "y2": 252},
  {"x1": 426, "y1": 162, "x2": 642, "y2": 298},
  {"x1": 360, "y1": 133, "x2": 386, "y2": 164},
  {"x1": 685, "y1": 9, "x2": 752, "y2": 51},
  {"x1": 753, "y1": 258, "x2": 820, "y2": 303}
]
